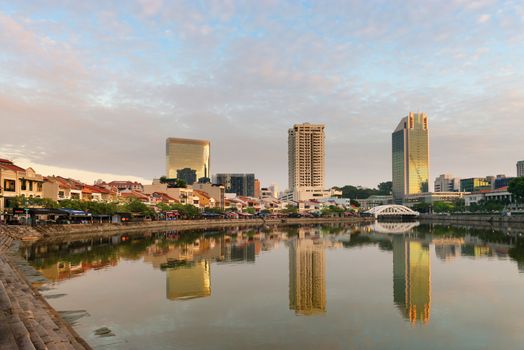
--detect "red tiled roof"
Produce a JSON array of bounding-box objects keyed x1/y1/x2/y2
[{"x1": 0, "y1": 159, "x2": 25, "y2": 172}]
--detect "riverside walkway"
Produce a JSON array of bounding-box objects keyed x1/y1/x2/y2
[{"x1": 0, "y1": 226, "x2": 90, "y2": 350}]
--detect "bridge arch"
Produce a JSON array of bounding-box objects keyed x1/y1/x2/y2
[{"x1": 364, "y1": 205, "x2": 419, "y2": 219}]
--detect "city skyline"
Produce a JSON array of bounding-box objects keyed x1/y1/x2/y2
[{"x1": 1, "y1": 1, "x2": 524, "y2": 189}]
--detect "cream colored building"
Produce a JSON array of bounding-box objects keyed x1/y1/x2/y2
[
  {"x1": 143, "y1": 179, "x2": 196, "y2": 205},
  {"x1": 192, "y1": 182, "x2": 225, "y2": 209},
  {"x1": 0, "y1": 159, "x2": 44, "y2": 212},
  {"x1": 288, "y1": 123, "x2": 330, "y2": 201}
]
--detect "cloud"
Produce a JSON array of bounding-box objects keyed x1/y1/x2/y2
[{"x1": 478, "y1": 14, "x2": 491, "y2": 23}]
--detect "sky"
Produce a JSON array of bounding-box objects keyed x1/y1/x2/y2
[{"x1": 0, "y1": 0, "x2": 523, "y2": 190}]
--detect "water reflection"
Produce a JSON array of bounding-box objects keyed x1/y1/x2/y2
[
  {"x1": 165, "y1": 261, "x2": 211, "y2": 300},
  {"x1": 20, "y1": 222, "x2": 524, "y2": 328},
  {"x1": 392, "y1": 236, "x2": 431, "y2": 325},
  {"x1": 289, "y1": 237, "x2": 326, "y2": 315}
]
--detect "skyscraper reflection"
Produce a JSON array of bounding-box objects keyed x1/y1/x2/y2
[
  {"x1": 392, "y1": 236, "x2": 431, "y2": 325},
  {"x1": 166, "y1": 260, "x2": 211, "y2": 300},
  {"x1": 289, "y1": 238, "x2": 326, "y2": 315}
]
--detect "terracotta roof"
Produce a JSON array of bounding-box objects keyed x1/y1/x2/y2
[
  {"x1": 0, "y1": 159, "x2": 25, "y2": 172},
  {"x1": 121, "y1": 190, "x2": 150, "y2": 201},
  {"x1": 193, "y1": 189, "x2": 211, "y2": 199}
]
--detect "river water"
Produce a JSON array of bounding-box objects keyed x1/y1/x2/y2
[{"x1": 21, "y1": 222, "x2": 524, "y2": 350}]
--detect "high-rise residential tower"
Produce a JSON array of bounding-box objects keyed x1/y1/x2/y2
[
  {"x1": 517, "y1": 161, "x2": 524, "y2": 177},
  {"x1": 288, "y1": 123, "x2": 325, "y2": 200},
  {"x1": 166, "y1": 138, "x2": 210, "y2": 184},
  {"x1": 392, "y1": 113, "x2": 429, "y2": 202}
]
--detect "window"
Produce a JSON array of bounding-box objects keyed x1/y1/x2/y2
[
  {"x1": 29, "y1": 181, "x2": 33, "y2": 191},
  {"x1": 21, "y1": 180, "x2": 27, "y2": 190},
  {"x1": 37, "y1": 182, "x2": 42, "y2": 192},
  {"x1": 4, "y1": 179, "x2": 16, "y2": 192}
]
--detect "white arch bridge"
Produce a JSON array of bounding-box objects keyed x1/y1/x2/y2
[{"x1": 364, "y1": 205, "x2": 420, "y2": 219}]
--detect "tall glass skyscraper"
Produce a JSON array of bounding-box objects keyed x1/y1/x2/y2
[
  {"x1": 392, "y1": 113, "x2": 429, "y2": 202},
  {"x1": 166, "y1": 138, "x2": 210, "y2": 183}
]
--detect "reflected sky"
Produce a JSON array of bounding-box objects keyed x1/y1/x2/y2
[{"x1": 22, "y1": 223, "x2": 524, "y2": 350}]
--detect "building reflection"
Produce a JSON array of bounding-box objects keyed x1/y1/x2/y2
[
  {"x1": 289, "y1": 237, "x2": 326, "y2": 315},
  {"x1": 392, "y1": 235, "x2": 431, "y2": 325},
  {"x1": 165, "y1": 260, "x2": 211, "y2": 300}
]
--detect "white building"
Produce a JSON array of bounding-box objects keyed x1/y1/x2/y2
[
  {"x1": 434, "y1": 174, "x2": 460, "y2": 192},
  {"x1": 465, "y1": 187, "x2": 513, "y2": 207}
]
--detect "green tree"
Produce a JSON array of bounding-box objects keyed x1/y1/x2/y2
[
  {"x1": 244, "y1": 207, "x2": 256, "y2": 214},
  {"x1": 433, "y1": 201, "x2": 454, "y2": 213},
  {"x1": 509, "y1": 177, "x2": 524, "y2": 203},
  {"x1": 377, "y1": 181, "x2": 392, "y2": 195},
  {"x1": 412, "y1": 202, "x2": 430, "y2": 213}
]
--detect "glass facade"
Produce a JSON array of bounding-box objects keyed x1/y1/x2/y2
[
  {"x1": 215, "y1": 173, "x2": 255, "y2": 197},
  {"x1": 166, "y1": 138, "x2": 210, "y2": 181},
  {"x1": 392, "y1": 113, "x2": 429, "y2": 201},
  {"x1": 460, "y1": 178, "x2": 491, "y2": 192}
]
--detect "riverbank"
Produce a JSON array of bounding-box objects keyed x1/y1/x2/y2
[
  {"x1": 0, "y1": 227, "x2": 91, "y2": 349},
  {"x1": 420, "y1": 213, "x2": 524, "y2": 224},
  {"x1": 2, "y1": 216, "x2": 373, "y2": 242}
]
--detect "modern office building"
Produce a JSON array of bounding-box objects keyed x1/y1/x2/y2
[
  {"x1": 166, "y1": 138, "x2": 210, "y2": 182},
  {"x1": 493, "y1": 175, "x2": 515, "y2": 190},
  {"x1": 392, "y1": 113, "x2": 430, "y2": 202},
  {"x1": 517, "y1": 161, "x2": 524, "y2": 177},
  {"x1": 434, "y1": 174, "x2": 460, "y2": 192},
  {"x1": 215, "y1": 173, "x2": 255, "y2": 197},
  {"x1": 392, "y1": 236, "x2": 431, "y2": 325},
  {"x1": 460, "y1": 178, "x2": 491, "y2": 192},
  {"x1": 289, "y1": 238, "x2": 326, "y2": 315},
  {"x1": 288, "y1": 123, "x2": 327, "y2": 201}
]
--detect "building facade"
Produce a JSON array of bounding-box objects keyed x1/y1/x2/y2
[
  {"x1": 215, "y1": 173, "x2": 255, "y2": 197},
  {"x1": 518, "y1": 161, "x2": 524, "y2": 177},
  {"x1": 192, "y1": 183, "x2": 225, "y2": 209},
  {"x1": 288, "y1": 123, "x2": 325, "y2": 191},
  {"x1": 392, "y1": 113, "x2": 429, "y2": 202},
  {"x1": 166, "y1": 138, "x2": 210, "y2": 182},
  {"x1": 434, "y1": 174, "x2": 460, "y2": 192},
  {"x1": 460, "y1": 178, "x2": 491, "y2": 192},
  {"x1": 0, "y1": 159, "x2": 44, "y2": 213}
]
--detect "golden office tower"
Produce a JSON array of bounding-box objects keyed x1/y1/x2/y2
[
  {"x1": 166, "y1": 138, "x2": 210, "y2": 183},
  {"x1": 289, "y1": 238, "x2": 326, "y2": 315},
  {"x1": 392, "y1": 236, "x2": 431, "y2": 324},
  {"x1": 392, "y1": 113, "x2": 429, "y2": 202}
]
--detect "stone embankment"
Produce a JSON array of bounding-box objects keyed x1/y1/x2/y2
[
  {"x1": 420, "y1": 214, "x2": 524, "y2": 224},
  {"x1": 0, "y1": 226, "x2": 91, "y2": 350},
  {"x1": 6, "y1": 216, "x2": 372, "y2": 241}
]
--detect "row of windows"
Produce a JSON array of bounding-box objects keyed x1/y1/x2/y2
[{"x1": 2, "y1": 179, "x2": 43, "y2": 192}]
